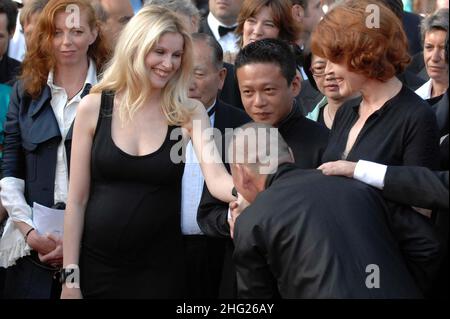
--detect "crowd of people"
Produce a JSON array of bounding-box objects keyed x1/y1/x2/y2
[{"x1": 0, "y1": 0, "x2": 448, "y2": 299}]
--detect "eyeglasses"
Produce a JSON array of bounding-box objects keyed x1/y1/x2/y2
[{"x1": 310, "y1": 65, "x2": 326, "y2": 77}]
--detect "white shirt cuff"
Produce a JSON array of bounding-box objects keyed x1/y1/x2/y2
[
  {"x1": 0, "y1": 177, "x2": 34, "y2": 227},
  {"x1": 353, "y1": 160, "x2": 387, "y2": 190}
]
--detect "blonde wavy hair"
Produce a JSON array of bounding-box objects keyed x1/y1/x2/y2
[{"x1": 91, "y1": 5, "x2": 195, "y2": 125}]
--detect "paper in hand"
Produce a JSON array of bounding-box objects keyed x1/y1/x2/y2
[{"x1": 32, "y1": 202, "x2": 65, "y2": 236}]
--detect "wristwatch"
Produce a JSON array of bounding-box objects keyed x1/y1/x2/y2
[{"x1": 59, "y1": 268, "x2": 76, "y2": 285}]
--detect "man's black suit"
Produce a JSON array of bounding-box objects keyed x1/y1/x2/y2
[
  {"x1": 183, "y1": 99, "x2": 250, "y2": 298},
  {"x1": 198, "y1": 18, "x2": 244, "y2": 110},
  {"x1": 233, "y1": 164, "x2": 423, "y2": 298}
]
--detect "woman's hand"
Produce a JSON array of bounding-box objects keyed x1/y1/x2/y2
[
  {"x1": 61, "y1": 286, "x2": 83, "y2": 299},
  {"x1": 318, "y1": 160, "x2": 357, "y2": 178},
  {"x1": 38, "y1": 233, "x2": 63, "y2": 267},
  {"x1": 26, "y1": 230, "x2": 58, "y2": 256}
]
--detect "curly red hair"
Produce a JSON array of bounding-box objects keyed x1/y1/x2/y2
[
  {"x1": 311, "y1": 0, "x2": 410, "y2": 81},
  {"x1": 21, "y1": 0, "x2": 109, "y2": 98}
]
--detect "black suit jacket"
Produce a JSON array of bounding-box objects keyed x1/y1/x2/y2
[
  {"x1": 403, "y1": 11, "x2": 423, "y2": 56},
  {"x1": 383, "y1": 167, "x2": 449, "y2": 211},
  {"x1": 198, "y1": 18, "x2": 244, "y2": 110},
  {"x1": 233, "y1": 164, "x2": 423, "y2": 298}
]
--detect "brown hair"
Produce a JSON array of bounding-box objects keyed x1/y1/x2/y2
[
  {"x1": 235, "y1": 0, "x2": 300, "y2": 48},
  {"x1": 21, "y1": 0, "x2": 109, "y2": 98},
  {"x1": 311, "y1": 0, "x2": 410, "y2": 81}
]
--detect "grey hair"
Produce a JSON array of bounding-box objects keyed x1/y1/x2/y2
[
  {"x1": 91, "y1": 0, "x2": 108, "y2": 22},
  {"x1": 421, "y1": 8, "x2": 449, "y2": 43},
  {"x1": 191, "y1": 32, "x2": 224, "y2": 70},
  {"x1": 226, "y1": 122, "x2": 293, "y2": 175},
  {"x1": 144, "y1": 0, "x2": 200, "y2": 21}
]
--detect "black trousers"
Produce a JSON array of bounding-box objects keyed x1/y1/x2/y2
[
  {"x1": 3, "y1": 252, "x2": 61, "y2": 299},
  {"x1": 182, "y1": 235, "x2": 225, "y2": 299}
]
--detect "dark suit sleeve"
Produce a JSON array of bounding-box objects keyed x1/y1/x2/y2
[
  {"x1": 197, "y1": 186, "x2": 231, "y2": 238},
  {"x1": 383, "y1": 166, "x2": 449, "y2": 211},
  {"x1": 2, "y1": 81, "x2": 25, "y2": 179},
  {"x1": 233, "y1": 216, "x2": 277, "y2": 299},
  {"x1": 402, "y1": 105, "x2": 440, "y2": 169},
  {"x1": 385, "y1": 201, "x2": 441, "y2": 294}
]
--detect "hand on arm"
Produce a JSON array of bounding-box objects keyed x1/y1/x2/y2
[{"x1": 318, "y1": 160, "x2": 357, "y2": 178}]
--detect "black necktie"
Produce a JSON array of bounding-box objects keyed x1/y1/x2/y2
[
  {"x1": 207, "y1": 104, "x2": 216, "y2": 117},
  {"x1": 218, "y1": 25, "x2": 236, "y2": 37}
]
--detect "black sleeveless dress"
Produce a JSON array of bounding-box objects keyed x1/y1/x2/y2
[{"x1": 80, "y1": 92, "x2": 186, "y2": 298}]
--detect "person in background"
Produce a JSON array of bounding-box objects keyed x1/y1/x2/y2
[
  {"x1": 305, "y1": 53, "x2": 349, "y2": 129},
  {"x1": 235, "y1": 0, "x2": 299, "y2": 50},
  {"x1": 0, "y1": 0, "x2": 20, "y2": 85},
  {"x1": 18, "y1": 0, "x2": 49, "y2": 49},
  {"x1": 91, "y1": 0, "x2": 134, "y2": 55},
  {"x1": 0, "y1": 0, "x2": 107, "y2": 298},
  {"x1": 145, "y1": 0, "x2": 201, "y2": 34},
  {"x1": 199, "y1": 0, "x2": 242, "y2": 62},
  {"x1": 415, "y1": 8, "x2": 448, "y2": 101}
]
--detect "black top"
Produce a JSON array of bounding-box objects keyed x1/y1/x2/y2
[
  {"x1": 0, "y1": 55, "x2": 21, "y2": 86},
  {"x1": 80, "y1": 92, "x2": 186, "y2": 298},
  {"x1": 322, "y1": 85, "x2": 440, "y2": 169},
  {"x1": 233, "y1": 163, "x2": 423, "y2": 298},
  {"x1": 278, "y1": 103, "x2": 329, "y2": 168}
]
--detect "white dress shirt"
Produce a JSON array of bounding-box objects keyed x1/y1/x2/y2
[
  {"x1": 181, "y1": 103, "x2": 216, "y2": 235},
  {"x1": 207, "y1": 12, "x2": 239, "y2": 55},
  {"x1": 415, "y1": 79, "x2": 433, "y2": 100},
  {"x1": 47, "y1": 60, "x2": 97, "y2": 204},
  {"x1": 353, "y1": 160, "x2": 388, "y2": 190}
]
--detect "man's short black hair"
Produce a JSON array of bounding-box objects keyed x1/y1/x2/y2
[
  {"x1": 0, "y1": 0, "x2": 18, "y2": 34},
  {"x1": 235, "y1": 38, "x2": 297, "y2": 85}
]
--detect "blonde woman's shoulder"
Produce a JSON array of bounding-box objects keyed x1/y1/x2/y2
[{"x1": 76, "y1": 93, "x2": 103, "y2": 135}]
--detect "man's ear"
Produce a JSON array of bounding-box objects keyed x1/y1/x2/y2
[
  {"x1": 290, "y1": 72, "x2": 301, "y2": 97},
  {"x1": 218, "y1": 66, "x2": 227, "y2": 90}
]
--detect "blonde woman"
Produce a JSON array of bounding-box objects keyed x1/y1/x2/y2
[{"x1": 61, "y1": 5, "x2": 234, "y2": 299}]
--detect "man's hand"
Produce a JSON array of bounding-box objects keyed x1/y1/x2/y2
[
  {"x1": 228, "y1": 193, "x2": 250, "y2": 239},
  {"x1": 318, "y1": 160, "x2": 357, "y2": 178}
]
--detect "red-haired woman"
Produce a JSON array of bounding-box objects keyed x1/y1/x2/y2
[
  {"x1": 313, "y1": 0, "x2": 440, "y2": 171},
  {"x1": 0, "y1": 0, "x2": 107, "y2": 298}
]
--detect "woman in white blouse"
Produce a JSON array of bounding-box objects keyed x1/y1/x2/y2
[
  {"x1": 415, "y1": 9, "x2": 448, "y2": 100},
  {"x1": 0, "y1": 0, "x2": 107, "y2": 298}
]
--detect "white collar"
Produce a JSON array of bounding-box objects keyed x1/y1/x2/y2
[
  {"x1": 47, "y1": 58, "x2": 97, "y2": 91},
  {"x1": 207, "y1": 12, "x2": 237, "y2": 40}
]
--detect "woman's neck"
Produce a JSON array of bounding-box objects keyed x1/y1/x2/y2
[
  {"x1": 431, "y1": 79, "x2": 449, "y2": 98},
  {"x1": 54, "y1": 59, "x2": 89, "y2": 97},
  {"x1": 327, "y1": 98, "x2": 344, "y2": 115},
  {"x1": 360, "y1": 77, "x2": 402, "y2": 112}
]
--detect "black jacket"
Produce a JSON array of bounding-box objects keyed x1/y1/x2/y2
[
  {"x1": 1, "y1": 81, "x2": 91, "y2": 207},
  {"x1": 233, "y1": 164, "x2": 426, "y2": 298},
  {"x1": 0, "y1": 55, "x2": 21, "y2": 86}
]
